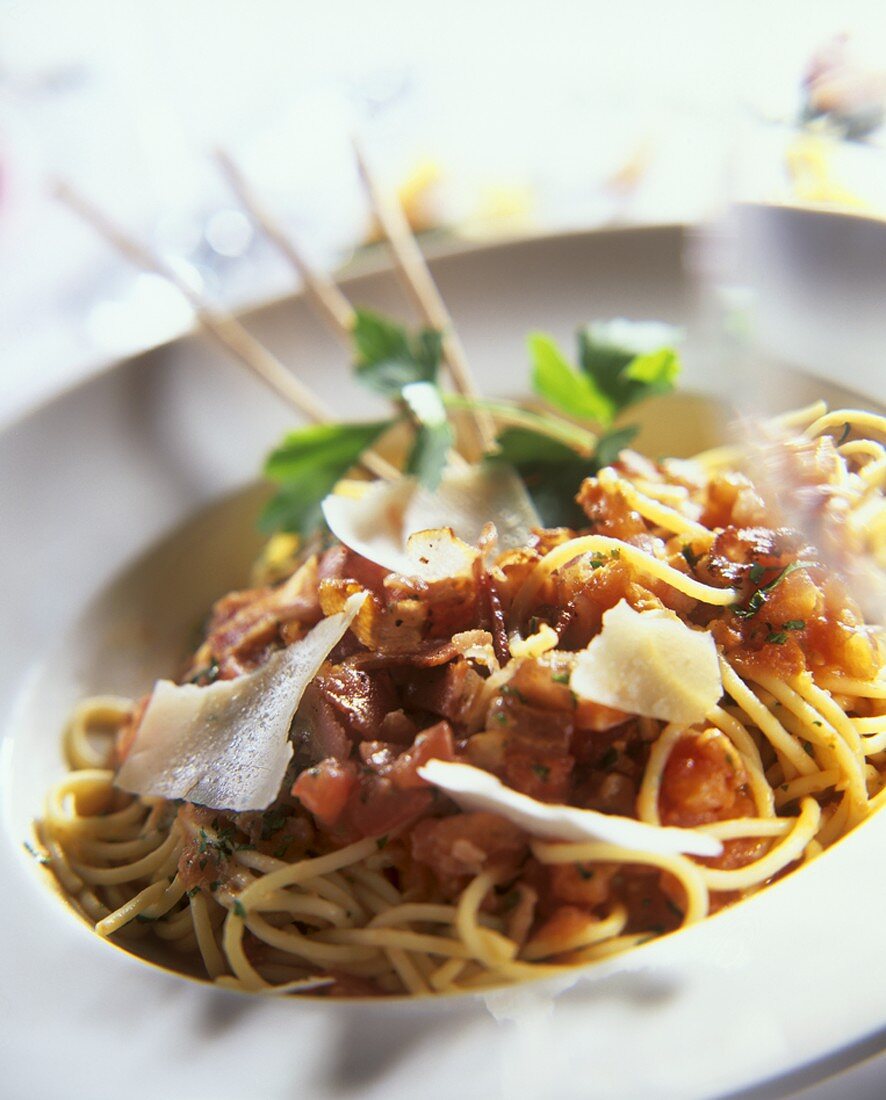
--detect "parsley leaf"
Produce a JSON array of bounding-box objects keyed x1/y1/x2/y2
[
  {"x1": 529, "y1": 333, "x2": 613, "y2": 423},
  {"x1": 352, "y1": 309, "x2": 443, "y2": 397},
  {"x1": 592, "y1": 424, "x2": 640, "y2": 468},
  {"x1": 578, "y1": 320, "x2": 682, "y2": 420},
  {"x1": 402, "y1": 381, "x2": 453, "y2": 490},
  {"x1": 260, "y1": 420, "x2": 393, "y2": 536},
  {"x1": 490, "y1": 423, "x2": 639, "y2": 527}
]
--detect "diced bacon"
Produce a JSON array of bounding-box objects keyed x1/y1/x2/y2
[
  {"x1": 318, "y1": 545, "x2": 390, "y2": 595},
  {"x1": 297, "y1": 682, "x2": 351, "y2": 762},
  {"x1": 403, "y1": 660, "x2": 484, "y2": 726},
  {"x1": 315, "y1": 665, "x2": 397, "y2": 739}
]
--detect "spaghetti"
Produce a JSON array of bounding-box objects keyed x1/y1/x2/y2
[{"x1": 34, "y1": 408, "x2": 886, "y2": 997}]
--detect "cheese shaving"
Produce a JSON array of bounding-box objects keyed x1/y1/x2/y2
[
  {"x1": 418, "y1": 760, "x2": 722, "y2": 858},
  {"x1": 570, "y1": 599, "x2": 722, "y2": 726},
  {"x1": 321, "y1": 465, "x2": 540, "y2": 575},
  {"x1": 116, "y1": 593, "x2": 366, "y2": 811}
]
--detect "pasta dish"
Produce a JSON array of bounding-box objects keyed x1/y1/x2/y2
[
  {"x1": 37, "y1": 162, "x2": 885, "y2": 999},
  {"x1": 34, "y1": 402, "x2": 886, "y2": 998}
]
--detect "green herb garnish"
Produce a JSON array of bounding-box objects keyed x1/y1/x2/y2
[
  {"x1": 22, "y1": 841, "x2": 50, "y2": 866},
  {"x1": 352, "y1": 309, "x2": 443, "y2": 397},
  {"x1": 767, "y1": 619, "x2": 806, "y2": 644},
  {"x1": 188, "y1": 661, "x2": 220, "y2": 685},
  {"x1": 260, "y1": 309, "x2": 683, "y2": 535},
  {"x1": 261, "y1": 420, "x2": 393, "y2": 536},
  {"x1": 735, "y1": 561, "x2": 816, "y2": 620},
  {"x1": 232, "y1": 899, "x2": 247, "y2": 919},
  {"x1": 401, "y1": 381, "x2": 453, "y2": 491}
]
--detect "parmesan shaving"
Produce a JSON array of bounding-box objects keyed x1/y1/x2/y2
[
  {"x1": 418, "y1": 760, "x2": 722, "y2": 858},
  {"x1": 116, "y1": 593, "x2": 366, "y2": 811},
  {"x1": 321, "y1": 465, "x2": 540, "y2": 575},
  {"x1": 570, "y1": 599, "x2": 722, "y2": 725}
]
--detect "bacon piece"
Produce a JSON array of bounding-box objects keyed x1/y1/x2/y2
[
  {"x1": 207, "y1": 586, "x2": 280, "y2": 676},
  {"x1": 478, "y1": 567, "x2": 510, "y2": 666},
  {"x1": 318, "y1": 545, "x2": 390, "y2": 595},
  {"x1": 403, "y1": 660, "x2": 484, "y2": 726},
  {"x1": 348, "y1": 639, "x2": 460, "y2": 670},
  {"x1": 297, "y1": 681, "x2": 351, "y2": 762},
  {"x1": 315, "y1": 665, "x2": 397, "y2": 740}
]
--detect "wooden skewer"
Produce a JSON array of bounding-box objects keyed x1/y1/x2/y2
[
  {"x1": 214, "y1": 149, "x2": 356, "y2": 344},
  {"x1": 213, "y1": 149, "x2": 467, "y2": 470},
  {"x1": 352, "y1": 139, "x2": 498, "y2": 462},
  {"x1": 52, "y1": 179, "x2": 398, "y2": 482}
]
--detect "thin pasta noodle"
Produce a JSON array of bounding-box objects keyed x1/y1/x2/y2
[{"x1": 512, "y1": 534, "x2": 739, "y2": 627}]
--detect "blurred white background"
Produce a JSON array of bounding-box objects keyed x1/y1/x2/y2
[{"x1": 0, "y1": 0, "x2": 884, "y2": 424}]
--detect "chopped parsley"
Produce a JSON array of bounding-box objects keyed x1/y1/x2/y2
[
  {"x1": 735, "y1": 561, "x2": 816, "y2": 620},
  {"x1": 577, "y1": 864, "x2": 595, "y2": 880},
  {"x1": 22, "y1": 841, "x2": 50, "y2": 866},
  {"x1": 260, "y1": 808, "x2": 287, "y2": 840},
  {"x1": 186, "y1": 886, "x2": 201, "y2": 898},
  {"x1": 767, "y1": 619, "x2": 806, "y2": 644},
  {"x1": 188, "y1": 661, "x2": 220, "y2": 685},
  {"x1": 377, "y1": 835, "x2": 389, "y2": 850},
  {"x1": 531, "y1": 763, "x2": 551, "y2": 781},
  {"x1": 552, "y1": 670, "x2": 571, "y2": 684},
  {"x1": 232, "y1": 899, "x2": 247, "y2": 919}
]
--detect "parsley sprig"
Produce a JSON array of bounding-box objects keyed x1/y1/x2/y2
[{"x1": 260, "y1": 311, "x2": 683, "y2": 536}]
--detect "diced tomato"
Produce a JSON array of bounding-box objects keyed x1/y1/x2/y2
[
  {"x1": 660, "y1": 729, "x2": 753, "y2": 827},
  {"x1": 292, "y1": 759, "x2": 359, "y2": 827},
  {"x1": 389, "y1": 721, "x2": 455, "y2": 789},
  {"x1": 411, "y1": 811, "x2": 527, "y2": 885},
  {"x1": 347, "y1": 776, "x2": 433, "y2": 838},
  {"x1": 502, "y1": 750, "x2": 573, "y2": 803}
]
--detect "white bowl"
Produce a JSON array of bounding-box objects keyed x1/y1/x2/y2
[{"x1": 1, "y1": 226, "x2": 884, "y2": 1100}]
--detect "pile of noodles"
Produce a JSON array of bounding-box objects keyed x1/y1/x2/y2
[{"x1": 35, "y1": 403, "x2": 886, "y2": 997}]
